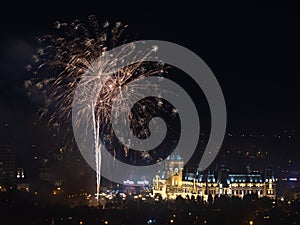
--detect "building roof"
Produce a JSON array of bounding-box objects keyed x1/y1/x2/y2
[{"x1": 166, "y1": 149, "x2": 182, "y2": 161}]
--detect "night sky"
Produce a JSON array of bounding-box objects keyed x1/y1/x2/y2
[{"x1": 0, "y1": 5, "x2": 299, "y2": 174}]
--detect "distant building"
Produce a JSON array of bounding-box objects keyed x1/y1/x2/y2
[
  {"x1": 0, "y1": 144, "x2": 15, "y2": 188},
  {"x1": 122, "y1": 179, "x2": 150, "y2": 193},
  {"x1": 16, "y1": 167, "x2": 30, "y2": 192},
  {"x1": 152, "y1": 150, "x2": 276, "y2": 201}
]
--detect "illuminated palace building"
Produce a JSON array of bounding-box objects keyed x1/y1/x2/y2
[{"x1": 152, "y1": 151, "x2": 276, "y2": 201}]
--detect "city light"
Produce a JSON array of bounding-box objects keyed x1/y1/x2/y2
[{"x1": 289, "y1": 178, "x2": 298, "y2": 182}]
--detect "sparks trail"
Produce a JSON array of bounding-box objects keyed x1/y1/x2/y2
[{"x1": 25, "y1": 16, "x2": 167, "y2": 202}]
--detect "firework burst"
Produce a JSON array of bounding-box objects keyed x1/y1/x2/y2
[{"x1": 25, "y1": 15, "x2": 166, "y2": 201}]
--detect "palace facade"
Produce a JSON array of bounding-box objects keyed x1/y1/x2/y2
[{"x1": 152, "y1": 151, "x2": 276, "y2": 201}]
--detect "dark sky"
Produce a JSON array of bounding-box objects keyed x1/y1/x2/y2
[{"x1": 0, "y1": 5, "x2": 299, "y2": 169}]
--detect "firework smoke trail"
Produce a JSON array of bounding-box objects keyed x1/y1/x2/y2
[
  {"x1": 25, "y1": 16, "x2": 165, "y2": 201},
  {"x1": 91, "y1": 102, "x2": 101, "y2": 201}
]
